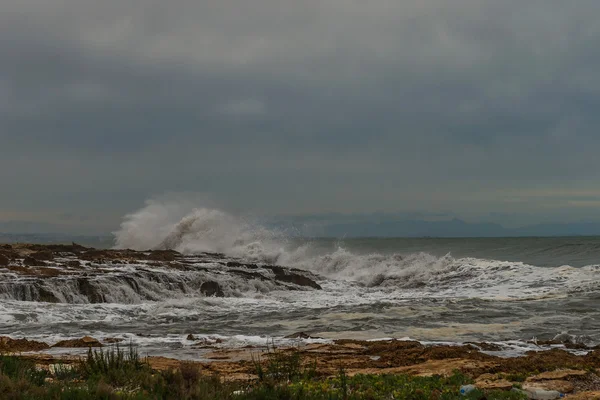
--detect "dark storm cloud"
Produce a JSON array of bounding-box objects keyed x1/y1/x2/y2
[{"x1": 2, "y1": 0, "x2": 600, "y2": 231}]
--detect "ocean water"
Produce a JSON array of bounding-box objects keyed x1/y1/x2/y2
[{"x1": 2, "y1": 202, "x2": 600, "y2": 359}]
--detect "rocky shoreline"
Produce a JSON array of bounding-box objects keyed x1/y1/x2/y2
[
  {"x1": 1, "y1": 335, "x2": 600, "y2": 398},
  {"x1": 0, "y1": 243, "x2": 322, "y2": 303},
  {"x1": 2, "y1": 243, "x2": 600, "y2": 397}
]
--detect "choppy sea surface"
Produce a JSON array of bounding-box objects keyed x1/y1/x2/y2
[{"x1": 2, "y1": 204, "x2": 600, "y2": 359}]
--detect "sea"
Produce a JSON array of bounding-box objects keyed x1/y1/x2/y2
[{"x1": 1, "y1": 204, "x2": 600, "y2": 359}]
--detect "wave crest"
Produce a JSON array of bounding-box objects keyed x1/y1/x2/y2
[{"x1": 114, "y1": 200, "x2": 600, "y2": 299}]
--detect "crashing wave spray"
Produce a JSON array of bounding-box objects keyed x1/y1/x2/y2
[
  {"x1": 114, "y1": 199, "x2": 600, "y2": 299},
  {"x1": 113, "y1": 198, "x2": 295, "y2": 264}
]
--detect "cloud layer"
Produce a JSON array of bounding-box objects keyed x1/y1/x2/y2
[{"x1": 2, "y1": 0, "x2": 600, "y2": 232}]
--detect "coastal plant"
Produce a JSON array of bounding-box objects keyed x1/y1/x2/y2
[
  {"x1": 0, "y1": 354, "x2": 47, "y2": 386},
  {"x1": 0, "y1": 352, "x2": 531, "y2": 400},
  {"x1": 252, "y1": 347, "x2": 317, "y2": 385},
  {"x1": 78, "y1": 343, "x2": 148, "y2": 388},
  {"x1": 51, "y1": 362, "x2": 79, "y2": 382}
]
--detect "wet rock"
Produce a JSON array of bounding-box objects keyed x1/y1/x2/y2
[
  {"x1": 0, "y1": 250, "x2": 18, "y2": 260},
  {"x1": 191, "y1": 337, "x2": 224, "y2": 348},
  {"x1": 30, "y1": 251, "x2": 54, "y2": 261},
  {"x1": 80, "y1": 250, "x2": 113, "y2": 261},
  {"x1": 200, "y1": 281, "x2": 225, "y2": 297},
  {"x1": 285, "y1": 332, "x2": 322, "y2": 339},
  {"x1": 147, "y1": 250, "x2": 178, "y2": 261},
  {"x1": 23, "y1": 257, "x2": 45, "y2": 266},
  {"x1": 38, "y1": 287, "x2": 60, "y2": 303},
  {"x1": 227, "y1": 261, "x2": 258, "y2": 269},
  {"x1": 187, "y1": 334, "x2": 197, "y2": 341},
  {"x1": 104, "y1": 338, "x2": 125, "y2": 344},
  {"x1": 532, "y1": 339, "x2": 590, "y2": 350},
  {"x1": 269, "y1": 266, "x2": 322, "y2": 289},
  {"x1": 52, "y1": 336, "x2": 103, "y2": 348},
  {"x1": 0, "y1": 253, "x2": 9, "y2": 266},
  {"x1": 44, "y1": 243, "x2": 88, "y2": 253},
  {"x1": 77, "y1": 278, "x2": 105, "y2": 303},
  {"x1": 229, "y1": 269, "x2": 266, "y2": 281},
  {"x1": 466, "y1": 342, "x2": 503, "y2": 351},
  {"x1": 0, "y1": 336, "x2": 50, "y2": 352},
  {"x1": 66, "y1": 260, "x2": 81, "y2": 268}
]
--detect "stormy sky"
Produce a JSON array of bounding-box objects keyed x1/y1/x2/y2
[{"x1": 2, "y1": 0, "x2": 600, "y2": 233}]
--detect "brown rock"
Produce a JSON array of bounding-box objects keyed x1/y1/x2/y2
[
  {"x1": 147, "y1": 250, "x2": 178, "y2": 261},
  {"x1": 23, "y1": 257, "x2": 45, "y2": 266},
  {"x1": 0, "y1": 253, "x2": 9, "y2": 266},
  {"x1": 528, "y1": 369, "x2": 588, "y2": 381},
  {"x1": 30, "y1": 251, "x2": 54, "y2": 261},
  {"x1": 477, "y1": 379, "x2": 514, "y2": 391},
  {"x1": 80, "y1": 250, "x2": 112, "y2": 261},
  {"x1": 52, "y1": 336, "x2": 103, "y2": 348},
  {"x1": 565, "y1": 391, "x2": 600, "y2": 400},
  {"x1": 475, "y1": 374, "x2": 514, "y2": 391},
  {"x1": 187, "y1": 334, "x2": 197, "y2": 341},
  {"x1": 523, "y1": 380, "x2": 575, "y2": 393},
  {"x1": 0, "y1": 336, "x2": 50, "y2": 352},
  {"x1": 466, "y1": 342, "x2": 503, "y2": 351},
  {"x1": 67, "y1": 260, "x2": 81, "y2": 268},
  {"x1": 36, "y1": 267, "x2": 63, "y2": 277}
]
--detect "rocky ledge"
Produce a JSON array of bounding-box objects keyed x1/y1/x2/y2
[{"x1": 0, "y1": 243, "x2": 322, "y2": 303}]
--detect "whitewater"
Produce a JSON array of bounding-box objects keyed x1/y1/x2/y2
[{"x1": 2, "y1": 199, "x2": 600, "y2": 359}]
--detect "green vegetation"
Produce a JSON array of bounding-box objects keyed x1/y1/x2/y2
[{"x1": 0, "y1": 347, "x2": 528, "y2": 400}]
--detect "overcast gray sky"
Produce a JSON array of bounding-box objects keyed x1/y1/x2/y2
[{"x1": 2, "y1": 0, "x2": 600, "y2": 233}]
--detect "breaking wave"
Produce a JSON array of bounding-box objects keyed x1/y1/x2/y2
[{"x1": 112, "y1": 200, "x2": 600, "y2": 300}]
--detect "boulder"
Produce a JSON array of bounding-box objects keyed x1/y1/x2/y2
[
  {"x1": 0, "y1": 336, "x2": 50, "y2": 352},
  {"x1": 0, "y1": 253, "x2": 9, "y2": 266},
  {"x1": 269, "y1": 266, "x2": 322, "y2": 289},
  {"x1": 52, "y1": 336, "x2": 103, "y2": 348},
  {"x1": 200, "y1": 281, "x2": 225, "y2": 297}
]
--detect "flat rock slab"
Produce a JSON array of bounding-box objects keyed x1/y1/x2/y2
[
  {"x1": 524, "y1": 380, "x2": 575, "y2": 393},
  {"x1": 529, "y1": 369, "x2": 588, "y2": 381},
  {"x1": 349, "y1": 358, "x2": 499, "y2": 378},
  {"x1": 564, "y1": 391, "x2": 600, "y2": 400}
]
